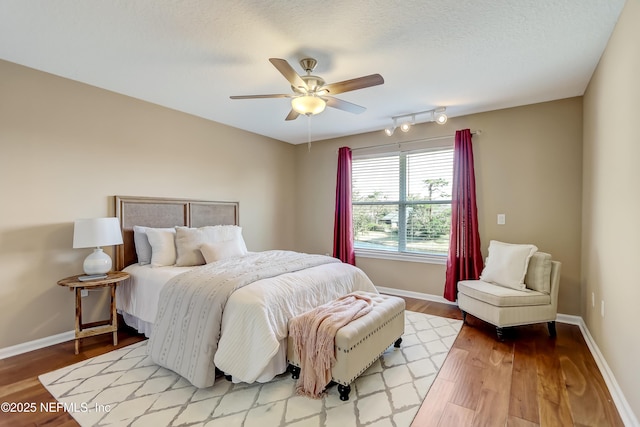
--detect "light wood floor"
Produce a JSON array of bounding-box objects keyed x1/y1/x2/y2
[{"x1": 0, "y1": 297, "x2": 624, "y2": 427}]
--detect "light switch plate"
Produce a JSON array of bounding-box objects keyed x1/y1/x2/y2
[{"x1": 497, "y1": 214, "x2": 506, "y2": 225}]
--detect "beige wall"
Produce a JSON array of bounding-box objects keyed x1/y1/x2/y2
[
  {"x1": 295, "y1": 98, "x2": 583, "y2": 315},
  {"x1": 0, "y1": 59, "x2": 296, "y2": 349},
  {"x1": 583, "y1": 0, "x2": 640, "y2": 420}
]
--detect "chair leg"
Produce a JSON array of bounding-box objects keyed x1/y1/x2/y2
[
  {"x1": 547, "y1": 321, "x2": 557, "y2": 338},
  {"x1": 496, "y1": 327, "x2": 505, "y2": 341}
]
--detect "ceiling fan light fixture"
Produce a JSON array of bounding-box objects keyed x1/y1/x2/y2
[{"x1": 291, "y1": 95, "x2": 326, "y2": 116}]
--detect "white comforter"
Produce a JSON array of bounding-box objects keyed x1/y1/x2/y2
[{"x1": 139, "y1": 251, "x2": 376, "y2": 388}]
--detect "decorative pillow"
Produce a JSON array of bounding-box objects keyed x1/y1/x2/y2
[
  {"x1": 524, "y1": 252, "x2": 552, "y2": 294},
  {"x1": 175, "y1": 225, "x2": 247, "y2": 267},
  {"x1": 200, "y1": 238, "x2": 248, "y2": 264},
  {"x1": 133, "y1": 226, "x2": 152, "y2": 265},
  {"x1": 146, "y1": 228, "x2": 177, "y2": 267},
  {"x1": 133, "y1": 226, "x2": 175, "y2": 265},
  {"x1": 479, "y1": 240, "x2": 538, "y2": 290}
]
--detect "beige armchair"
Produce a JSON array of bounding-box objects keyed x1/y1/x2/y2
[{"x1": 457, "y1": 246, "x2": 561, "y2": 340}]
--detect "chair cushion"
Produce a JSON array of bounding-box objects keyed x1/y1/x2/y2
[
  {"x1": 458, "y1": 280, "x2": 551, "y2": 307},
  {"x1": 479, "y1": 240, "x2": 538, "y2": 290},
  {"x1": 524, "y1": 252, "x2": 552, "y2": 294}
]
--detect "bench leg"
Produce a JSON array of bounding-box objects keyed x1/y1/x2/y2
[
  {"x1": 289, "y1": 364, "x2": 300, "y2": 380},
  {"x1": 338, "y1": 384, "x2": 351, "y2": 401},
  {"x1": 394, "y1": 337, "x2": 402, "y2": 348},
  {"x1": 496, "y1": 327, "x2": 505, "y2": 341},
  {"x1": 461, "y1": 310, "x2": 467, "y2": 324}
]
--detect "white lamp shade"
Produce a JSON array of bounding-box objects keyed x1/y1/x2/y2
[{"x1": 73, "y1": 217, "x2": 123, "y2": 248}]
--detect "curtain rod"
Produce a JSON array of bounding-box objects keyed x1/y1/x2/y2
[{"x1": 350, "y1": 129, "x2": 482, "y2": 153}]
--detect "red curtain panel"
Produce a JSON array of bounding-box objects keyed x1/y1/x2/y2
[
  {"x1": 444, "y1": 129, "x2": 483, "y2": 301},
  {"x1": 333, "y1": 147, "x2": 355, "y2": 265}
]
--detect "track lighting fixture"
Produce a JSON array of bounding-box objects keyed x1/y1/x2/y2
[
  {"x1": 383, "y1": 107, "x2": 448, "y2": 136},
  {"x1": 384, "y1": 118, "x2": 397, "y2": 136}
]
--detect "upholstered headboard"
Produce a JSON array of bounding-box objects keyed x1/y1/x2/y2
[{"x1": 114, "y1": 196, "x2": 239, "y2": 270}]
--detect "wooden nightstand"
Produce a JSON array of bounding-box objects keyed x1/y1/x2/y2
[{"x1": 57, "y1": 271, "x2": 130, "y2": 354}]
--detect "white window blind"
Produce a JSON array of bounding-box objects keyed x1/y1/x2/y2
[{"x1": 352, "y1": 147, "x2": 454, "y2": 257}]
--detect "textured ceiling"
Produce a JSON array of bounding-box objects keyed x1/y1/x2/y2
[{"x1": 0, "y1": 0, "x2": 626, "y2": 144}]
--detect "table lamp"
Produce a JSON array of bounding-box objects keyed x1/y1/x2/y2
[{"x1": 73, "y1": 217, "x2": 123, "y2": 280}]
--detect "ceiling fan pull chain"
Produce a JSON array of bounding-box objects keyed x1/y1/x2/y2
[{"x1": 307, "y1": 115, "x2": 312, "y2": 152}]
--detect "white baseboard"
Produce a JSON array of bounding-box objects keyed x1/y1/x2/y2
[
  {"x1": 378, "y1": 287, "x2": 639, "y2": 426},
  {"x1": 0, "y1": 330, "x2": 74, "y2": 360},
  {"x1": 556, "y1": 313, "x2": 582, "y2": 325},
  {"x1": 376, "y1": 286, "x2": 458, "y2": 306},
  {"x1": 574, "y1": 318, "x2": 639, "y2": 426}
]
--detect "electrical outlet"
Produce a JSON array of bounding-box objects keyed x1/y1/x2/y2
[
  {"x1": 81, "y1": 289, "x2": 89, "y2": 298},
  {"x1": 592, "y1": 292, "x2": 595, "y2": 308},
  {"x1": 601, "y1": 300, "x2": 605, "y2": 318},
  {"x1": 497, "y1": 214, "x2": 506, "y2": 225}
]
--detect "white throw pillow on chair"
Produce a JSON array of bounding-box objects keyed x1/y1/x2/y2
[{"x1": 479, "y1": 240, "x2": 538, "y2": 290}]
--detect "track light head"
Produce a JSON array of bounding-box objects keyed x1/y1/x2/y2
[
  {"x1": 434, "y1": 107, "x2": 447, "y2": 124},
  {"x1": 384, "y1": 127, "x2": 395, "y2": 136},
  {"x1": 400, "y1": 122, "x2": 411, "y2": 132}
]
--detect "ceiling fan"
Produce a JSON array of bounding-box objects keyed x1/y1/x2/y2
[{"x1": 230, "y1": 58, "x2": 384, "y2": 121}]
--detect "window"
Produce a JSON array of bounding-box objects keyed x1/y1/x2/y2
[{"x1": 352, "y1": 147, "x2": 453, "y2": 260}]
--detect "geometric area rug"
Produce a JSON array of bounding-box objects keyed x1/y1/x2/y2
[{"x1": 39, "y1": 311, "x2": 461, "y2": 427}]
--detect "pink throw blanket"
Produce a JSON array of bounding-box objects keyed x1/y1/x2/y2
[{"x1": 289, "y1": 293, "x2": 373, "y2": 398}]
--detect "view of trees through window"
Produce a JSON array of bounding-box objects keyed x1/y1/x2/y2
[{"x1": 352, "y1": 149, "x2": 453, "y2": 255}]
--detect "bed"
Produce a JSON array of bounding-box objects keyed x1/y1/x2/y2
[{"x1": 114, "y1": 196, "x2": 378, "y2": 388}]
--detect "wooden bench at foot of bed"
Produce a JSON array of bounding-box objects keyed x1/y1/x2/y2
[{"x1": 286, "y1": 291, "x2": 405, "y2": 401}]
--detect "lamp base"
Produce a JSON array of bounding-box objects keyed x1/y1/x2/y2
[{"x1": 83, "y1": 248, "x2": 112, "y2": 275}]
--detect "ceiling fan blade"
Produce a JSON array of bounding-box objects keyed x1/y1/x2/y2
[
  {"x1": 322, "y1": 74, "x2": 384, "y2": 95},
  {"x1": 325, "y1": 96, "x2": 366, "y2": 114},
  {"x1": 285, "y1": 109, "x2": 300, "y2": 121},
  {"x1": 230, "y1": 94, "x2": 291, "y2": 99},
  {"x1": 269, "y1": 58, "x2": 308, "y2": 92}
]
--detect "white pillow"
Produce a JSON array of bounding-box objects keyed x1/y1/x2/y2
[
  {"x1": 200, "y1": 238, "x2": 248, "y2": 263},
  {"x1": 479, "y1": 240, "x2": 538, "y2": 290},
  {"x1": 146, "y1": 228, "x2": 177, "y2": 267},
  {"x1": 133, "y1": 226, "x2": 175, "y2": 265},
  {"x1": 175, "y1": 225, "x2": 247, "y2": 266}
]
